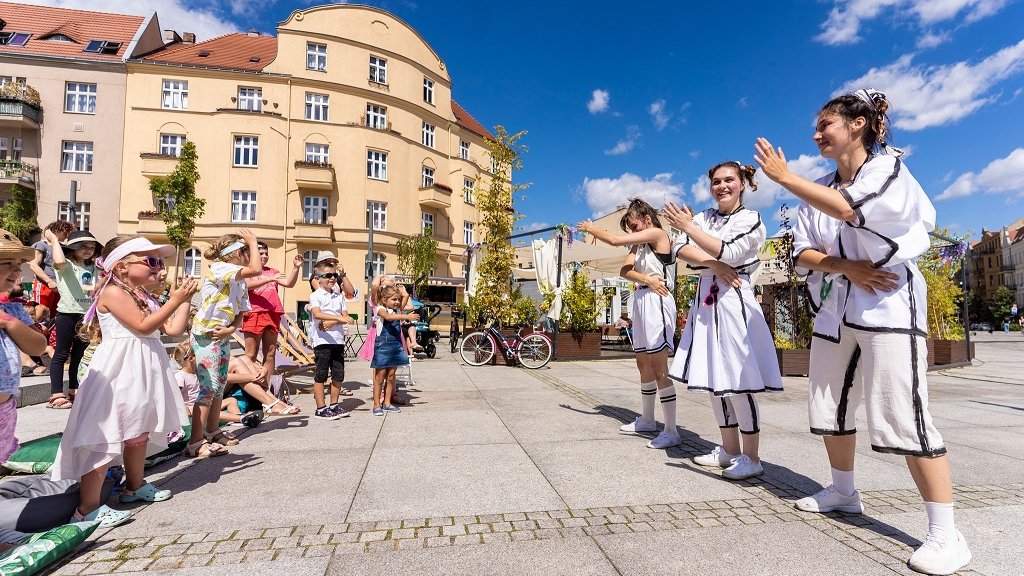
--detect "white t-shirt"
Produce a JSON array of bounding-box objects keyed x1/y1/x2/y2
[{"x1": 309, "y1": 287, "x2": 347, "y2": 347}]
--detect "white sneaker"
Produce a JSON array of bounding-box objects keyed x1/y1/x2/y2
[
  {"x1": 693, "y1": 446, "x2": 736, "y2": 468},
  {"x1": 794, "y1": 485, "x2": 864, "y2": 514},
  {"x1": 722, "y1": 455, "x2": 764, "y2": 480},
  {"x1": 908, "y1": 530, "x2": 971, "y2": 575},
  {"x1": 620, "y1": 417, "x2": 658, "y2": 434},
  {"x1": 646, "y1": 430, "x2": 681, "y2": 449}
]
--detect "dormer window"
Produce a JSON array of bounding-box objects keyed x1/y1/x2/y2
[
  {"x1": 42, "y1": 34, "x2": 75, "y2": 42},
  {"x1": 83, "y1": 40, "x2": 121, "y2": 54}
]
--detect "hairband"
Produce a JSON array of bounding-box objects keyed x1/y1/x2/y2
[
  {"x1": 219, "y1": 240, "x2": 245, "y2": 256},
  {"x1": 851, "y1": 88, "x2": 904, "y2": 158}
]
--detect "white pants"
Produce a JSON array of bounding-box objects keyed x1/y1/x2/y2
[{"x1": 711, "y1": 393, "x2": 760, "y2": 434}]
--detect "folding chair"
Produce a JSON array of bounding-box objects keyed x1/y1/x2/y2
[{"x1": 344, "y1": 314, "x2": 366, "y2": 359}]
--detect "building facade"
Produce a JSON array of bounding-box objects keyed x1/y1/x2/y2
[
  {"x1": 0, "y1": 2, "x2": 163, "y2": 240},
  {"x1": 118, "y1": 4, "x2": 495, "y2": 315}
]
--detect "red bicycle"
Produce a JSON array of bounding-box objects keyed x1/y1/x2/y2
[{"x1": 458, "y1": 319, "x2": 553, "y2": 369}]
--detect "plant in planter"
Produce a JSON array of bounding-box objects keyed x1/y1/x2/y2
[
  {"x1": 765, "y1": 204, "x2": 813, "y2": 375},
  {"x1": 555, "y1": 266, "x2": 604, "y2": 359},
  {"x1": 920, "y1": 229, "x2": 973, "y2": 365}
]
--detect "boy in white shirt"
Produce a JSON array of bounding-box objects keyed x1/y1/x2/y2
[{"x1": 308, "y1": 266, "x2": 354, "y2": 420}]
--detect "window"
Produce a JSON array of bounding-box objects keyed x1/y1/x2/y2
[
  {"x1": 237, "y1": 87, "x2": 262, "y2": 111},
  {"x1": 366, "y1": 252, "x2": 385, "y2": 278},
  {"x1": 11, "y1": 139, "x2": 21, "y2": 161},
  {"x1": 421, "y1": 166, "x2": 435, "y2": 188},
  {"x1": 490, "y1": 156, "x2": 499, "y2": 173},
  {"x1": 57, "y1": 202, "x2": 90, "y2": 231},
  {"x1": 464, "y1": 178, "x2": 474, "y2": 204},
  {"x1": 303, "y1": 196, "x2": 329, "y2": 224},
  {"x1": 305, "y1": 143, "x2": 329, "y2": 164},
  {"x1": 160, "y1": 134, "x2": 186, "y2": 157},
  {"x1": 366, "y1": 150, "x2": 387, "y2": 180},
  {"x1": 231, "y1": 191, "x2": 257, "y2": 222},
  {"x1": 0, "y1": 138, "x2": 6, "y2": 161},
  {"x1": 233, "y1": 136, "x2": 259, "y2": 167},
  {"x1": 422, "y1": 122, "x2": 435, "y2": 148},
  {"x1": 422, "y1": 212, "x2": 434, "y2": 235},
  {"x1": 463, "y1": 221, "x2": 475, "y2": 245},
  {"x1": 0, "y1": 32, "x2": 30, "y2": 47},
  {"x1": 161, "y1": 80, "x2": 188, "y2": 110},
  {"x1": 61, "y1": 141, "x2": 93, "y2": 173},
  {"x1": 366, "y1": 104, "x2": 387, "y2": 129},
  {"x1": 301, "y1": 250, "x2": 317, "y2": 280},
  {"x1": 83, "y1": 40, "x2": 120, "y2": 54},
  {"x1": 0, "y1": 76, "x2": 25, "y2": 87},
  {"x1": 306, "y1": 42, "x2": 327, "y2": 71},
  {"x1": 305, "y1": 92, "x2": 329, "y2": 122},
  {"x1": 369, "y1": 55, "x2": 387, "y2": 83},
  {"x1": 459, "y1": 139, "x2": 469, "y2": 160},
  {"x1": 184, "y1": 248, "x2": 202, "y2": 277},
  {"x1": 423, "y1": 77, "x2": 434, "y2": 104},
  {"x1": 64, "y1": 82, "x2": 96, "y2": 114},
  {"x1": 367, "y1": 201, "x2": 387, "y2": 231}
]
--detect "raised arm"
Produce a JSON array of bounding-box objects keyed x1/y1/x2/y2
[
  {"x1": 578, "y1": 220, "x2": 664, "y2": 248},
  {"x1": 235, "y1": 229, "x2": 264, "y2": 280},
  {"x1": 279, "y1": 254, "x2": 303, "y2": 289},
  {"x1": 44, "y1": 229, "x2": 67, "y2": 271},
  {"x1": 755, "y1": 138, "x2": 856, "y2": 222}
]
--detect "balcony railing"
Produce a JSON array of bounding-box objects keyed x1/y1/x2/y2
[
  {"x1": 294, "y1": 161, "x2": 334, "y2": 190},
  {"x1": 0, "y1": 98, "x2": 42, "y2": 125},
  {"x1": 0, "y1": 160, "x2": 38, "y2": 187}
]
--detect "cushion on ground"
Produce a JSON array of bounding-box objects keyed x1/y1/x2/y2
[
  {"x1": 1, "y1": 436, "x2": 61, "y2": 475},
  {"x1": 0, "y1": 520, "x2": 99, "y2": 576}
]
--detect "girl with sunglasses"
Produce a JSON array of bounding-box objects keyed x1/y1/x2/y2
[
  {"x1": 52, "y1": 235, "x2": 198, "y2": 527},
  {"x1": 664, "y1": 161, "x2": 783, "y2": 481}
]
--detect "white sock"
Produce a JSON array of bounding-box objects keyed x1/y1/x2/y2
[
  {"x1": 640, "y1": 381, "x2": 657, "y2": 423},
  {"x1": 659, "y1": 384, "x2": 677, "y2": 433},
  {"x1": 831, "y1": 467, "x2": 856, "y2": 497},
  {"x1": 924, "y1": 501, "x2": 956, "y2": 539}
]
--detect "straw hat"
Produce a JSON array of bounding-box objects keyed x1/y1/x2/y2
[{"x1": 0, "y1": 229, "x2": 36, "y2": 262}]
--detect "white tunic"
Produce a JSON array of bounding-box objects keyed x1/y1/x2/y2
[
  {"x1": 668, "y1": 207, "x2": 783, "y2": 395},
  {"x1": 792, "y1": 154, "x2": 934, "y2": 342}
]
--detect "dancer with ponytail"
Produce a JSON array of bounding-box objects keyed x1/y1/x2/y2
[{"x1": 756, "y1": 89, "x2": 970, "y2": 574}]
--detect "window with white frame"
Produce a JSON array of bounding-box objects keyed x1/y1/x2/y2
[
  {"x1": 421, "y1": 165, "x2": 434, "y2": 188},
  {"x1": 184, "y1": 248, "x2": 202, "y2": 277},
  {"x1": 423, "y1": 77, "x2": 434, "y2": 104},
  {"x1": 459, "y1": 139, "x2": 469, "y2": 160},
  {"x1": 231, "y1": 190, "x2": 257, "y2": 222},
  {"x1": 57, "y1": 202, "x2": 90, "y2": 231},
  {"x1": 366, "y1": 103, "x2": 387, "y2": 129},
  {"x1": 61, "y1": 141, "x2": 93, "y2": 173},
  {"x1": 422, "y1": 212, "x2": 434, "y2": 235},
  {"x1": 369, "y1": 55, "x2": 387, "y2": 83},
  {"x1": 10, "y1": 138, "x2": 21, "y2": 161},
  {"x1": 490, "y1": 156, "x2": 499, "y2": 173},
  {"x1": 305, "y1": 143, "x2": 329, "y2": 164},
  {"x1": 64, "y1": 82, "x2": 96, "y2": 114},
  {"x1": 306, "y1": 42, "x2": 327, "y2": 71},
  {"x1": 160, "y1": 134, "x2": 186, "y2": 157},
  {"x1": 463, "y1": 178, "x2": 474, "y2": 204},
  {"x1": 366, "y1": 201, "x2": 387, "y2": 231},
  {"x1": 161, "y1": 79, "x2": 188, "y2": 109},
  {"x1": 305, "y1": 92, "x2": 329, "y2": 122},
  {"x1": 366, "y1": 150, "x2": 387, "y2": 180},
  {"x1": 301, "y1": 250, "x2": 317, "y2": 280},
  {"x1": 422, "y1": 122, "x2": 435, "y2": 148},
  {"x1": 237, "y1": 87, "x2": 262, "y2": 111},
  {"x1": 366, "y1": 252, "x2": 385, "y2": 278},
  {"x1": 233, "y1": 136, "x2": 259, "y2": 167},
  {"x1": 463, "y1": 221, "x2": 475, "y2": 245},
  {"x1": 303, "y1": 196, "x2": 329, "y2": 224}
]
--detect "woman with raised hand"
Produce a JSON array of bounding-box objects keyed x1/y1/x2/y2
[
  {"x1": 664, "y1": 161, "x2": 783, "y2": 481},
  {"x1": 755, "y1": 89, "x2": 970, "y2": 575}
]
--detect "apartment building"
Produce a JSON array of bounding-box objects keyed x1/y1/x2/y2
[
  {"x1": 119, "y1": 4, "x2": 495, "y2": 315},
  {"x1": 0, "y1": 2, "x2": 163, "y2": 239}
]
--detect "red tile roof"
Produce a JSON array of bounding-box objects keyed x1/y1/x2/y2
[
  {"x1": 451, "y1": 100, "x2": 494, "y2": 141},
  {"x1": 141, "y1": 33, "x2": 277, "y2": 72},
  {"x1": 0, "y1": 1, "x2": 144, "y2": 61}
]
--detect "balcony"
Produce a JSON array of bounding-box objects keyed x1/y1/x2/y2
[
  {"x1": 292, "y1": 218, "x2": 334, "y2": 243},
  {"x1": 140, "y1": 153, "x2": 178, "y2": 178},
  {"x1": 136, "y1": 211, "x2": 168, "y2": 236},
  {"x1": 418, "y1": 183, "x2": 452, "y2": 209},
  {"x1": 0, "y1": 98, "x2": 42, "y2": 128},
  {"x1": 0, "y1": 160, "x2": 37, "y2": 188},
  {"x1": 294, "y1": 161, "x2": 334, "y2": 190}
]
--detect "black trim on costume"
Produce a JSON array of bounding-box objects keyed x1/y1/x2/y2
[
  {"x1": 680, "y1": 277, "x2": 699, "y2": 382},
  {"x1": 746, "y1": 394, "x2": 759, "y2": 434},
  {"x1": 841, "y1": 320, "x2": 927, "y2": 337},
  {"x1": 687, "y1": 385, "x2": 785, "y2": 395},
  {"x1": 810, "y1": 427, "x2": 858, "y2": 436},
  {"x1": 740, "y1": 429, "x2": 759, "y2": 435},
  {"x1": 719, "y1": 424, "x2": 740, "y2": 429},
  {"x1": 906, "y1": 264, "x2": 931, "y2": 455},
  {"x1": 836, "y1": 345, "x2": 861, "y2": 433},
  {"x1": 812, "y1": 331, "x2": 841, "y2": 343},
  {"x1": 720, "y1": 397, "x2": 733, "y2": 427},
  {"x1": 659, "y1": 394, "x2": 677, "y2": 403},
  {"x1": 735, "y1": 285, "x2": 748, "y2": 324},
  {"x1": 654, "y1": 250, "x2": 674, "y2": 265},
  {"x1": 716, "y1": 215, "x2": 763, "y2": 261},
  {"x1": 641, "y1": 388, "x2": 658, "y2": 395},
  {"x1": 871, "y1": 444, "x2": 947, "y2": 457}
]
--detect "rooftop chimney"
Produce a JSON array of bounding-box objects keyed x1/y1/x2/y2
[
  {"x1": 162, "y1": 29, "x2": 181, "y2": 43},
  {"x1": 182, "y1": 32, "x2": 196, "y2": 44},
  {"x1": 247, "y1": 30, "x2": 259, "y2": 37}
]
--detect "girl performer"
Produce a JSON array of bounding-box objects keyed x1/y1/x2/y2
[
  {"x1": 579, "y1": 198, "x2": 680, "y2": 449},
  {"x1": 664, "y1": 161, "x2": 783, "y2": 480},
  {"x1": 755, "y1": 88, "x2": 970, "y2": 575}
]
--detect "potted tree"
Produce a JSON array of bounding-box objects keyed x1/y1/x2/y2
[
  {"x1": 554, "y1": 266, "x2": 604, "y2": 359},
  {"x1": 921, "y1": 231, "x2": 974, "y2": 366},
  {"x1": 765, "y1": 205, "x2": 813, "y2": 376}
]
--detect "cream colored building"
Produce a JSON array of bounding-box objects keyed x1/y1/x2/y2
[{"x1": 118, "y1": 4, "x2": 496, "y2": 315}]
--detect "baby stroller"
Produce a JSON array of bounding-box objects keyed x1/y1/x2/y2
[{"x1": 413, "y1": 303, "x2": 443, "y2": 358}]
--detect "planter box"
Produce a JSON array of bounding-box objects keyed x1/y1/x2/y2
[
  {"x1": 555, "y1": 331, "x2": 602, "y2": 360},
  {"x1": 776, "y1": 348, "x2": 810, "y2": 377},
  {"x1": 928, "y1": 339, "x2": 975, "y2": 366}
]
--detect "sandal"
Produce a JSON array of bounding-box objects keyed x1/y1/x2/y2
[
  {"x1": 32, "y1": 365, "x2": 49, "y2": 376},
  {"x1": 119, "y1": 482, "x2": 172, "y2": 503},
  {"x1": 204, "y1": 429, "x2": 239, "y2": 446},
  {"x1": 339, "y1": 388, "x2": 354, "y2": 396},
  {"x1": 264, "y1": 400, "x2": 300, "y2": 416},
  {"x1": 183, "y1": 439, "x2": 227, "y2": 458},
  {"x1": 47, "y1": 394, "x2": 72, "y2": 409}
]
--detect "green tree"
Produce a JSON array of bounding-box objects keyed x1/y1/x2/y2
[
  {"x1": 559, "y1": 268, "x2": 600, "y2": 333},
  {"x1": 149, "y1": 141, "x2": 205, "y2": 263},
  {"x1": 473, "y1": 126, "x2": 528, "y2": 325},
  {"x1": 396, "y1": 230, "x2": 439, "y2": 294},
  {"x1": 919, "y1": 228, "x2": 967, "y2": 340},
  {"x1": 0, "y1": 184, "x2": 39, "y2": 243},
  {"x1": 988, "y1": 286, "x2": 1015, "y2": 322}
]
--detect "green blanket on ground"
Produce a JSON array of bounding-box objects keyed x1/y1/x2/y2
[{"x1": 2, "y1": 427, "x2": 192, "y2": 474}]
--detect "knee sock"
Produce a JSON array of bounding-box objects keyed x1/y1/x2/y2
[
  {"x1": 831, "y1": 467, "x2": 856, "y2": 497},
  {"x1": 640, "y1": 381, "x2": 657, "y2": 423},
  {"x1": 924, "y1": 501, "x2": 956, "y2": 539},
  {"x1": 659, "y1": 384, "x2": 677, "y2": 433}
]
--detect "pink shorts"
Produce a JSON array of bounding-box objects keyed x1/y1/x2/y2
[{"x1": 0, "y1": 396, "x2": 19, "y2": 461}]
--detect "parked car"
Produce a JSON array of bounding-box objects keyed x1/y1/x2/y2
[{"x1": 970, "y1": 322, "x2": 994, "y2": 332}]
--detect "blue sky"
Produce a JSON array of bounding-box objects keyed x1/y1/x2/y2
[{"x1": 26, "y1": 0, "x2": 1024, "y2": 238}]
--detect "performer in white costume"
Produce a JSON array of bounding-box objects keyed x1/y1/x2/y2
[
  {"x1": 664, "y1": 161, "x2": 783, "y2": 480},
  {"x1": 756, "y1": 89, "x2": 970, "y2": 575},
  {"x1": 578, "y1": 199, "x2": 680, "y2": 449}
]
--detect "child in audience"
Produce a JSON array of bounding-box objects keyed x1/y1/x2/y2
[
  {"x1": 370, "y1": 285, "x2": 417, "y2": 416},
  {"x1": 173, "y1": 340, "x2": 200, "y2": 417},
  {"x1": 309, "y1": 265, "x2": 355, "y2": 419}
]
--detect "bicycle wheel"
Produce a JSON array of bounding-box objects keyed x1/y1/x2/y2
[
  {"x1": 517, "y1": 334, "x2": 553, "y2": 369},
  {"x1": 459, "y1": 331, "x2": 495, "y2": 366}
]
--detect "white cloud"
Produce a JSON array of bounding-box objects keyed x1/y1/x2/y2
[
  {"x1": 587, "y1": 89, "x2": 610, "y2": 114},
  {"x1": 520, "y1": 221, "x2": 552, "y2": 233},
  {"x1": 648, "y1": 99, "x2": 670, "y2": 131},
  {"x1": 605, "y1": 125, "x2": 640, "y2": 156},
  {"x1": 690, "y1": 175, "x2": 711, "y2": 204},
  {"x1": 936, "y1": 148, "x2": 1024, "y2": 200},
  {"x1": 916, "y1": 31, "x2": 949, "y2": 49},
  {"x1": 736, "y1": 96, "x2": 749, "y2": 108},
  {"x1": 815, "y1": 0, "x2": 902, "y2": 46},
  {"x1": 580, "y1": 173, "x2": 683, "y2": 218},
  {"x1": 815, "y1": 0, "x2": 1009, "y2": 46},
  {"x1": 688, "y1": 150, "x2": 701, "y2": 159},
  {"x1": 836, "y1": 39, "x2": 1024, "y2": 131},
  {"x1": 18, "y1": 0, "x2": 243, "y2": 41}
]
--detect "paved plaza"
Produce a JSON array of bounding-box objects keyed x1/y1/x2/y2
[{"x1": 13, "y1": 333, "x2": 1024, "y2": 575}]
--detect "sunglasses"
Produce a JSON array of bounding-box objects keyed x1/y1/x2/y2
[
  {"x1": 129, "y1": 256, "x2": 165, "y2": 269},
  {"x1": 317, "y1": 272, "x2": 339, "y2": 280},
  {"x1": 703, "y1": 282, "x2": 720, "y2": 306}
]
